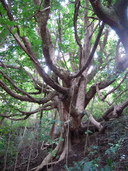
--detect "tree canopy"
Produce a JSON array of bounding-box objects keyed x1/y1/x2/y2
[{"x1": 0, "y1": 0, "x2": 128, "y2": 170}]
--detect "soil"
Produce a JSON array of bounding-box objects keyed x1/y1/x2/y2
[{"x1": 2, "y1": 115, "x2": 128, "y2": 171}]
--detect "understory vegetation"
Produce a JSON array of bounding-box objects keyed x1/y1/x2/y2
[{"x1": 0, "y1": 108, "x2": 128, "y2": 170}]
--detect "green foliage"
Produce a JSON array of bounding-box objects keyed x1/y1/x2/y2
[
  {"x1": 83, "y1": 159, "x2": 99, "y2": 171},
  {"x1": 0, "y1": 120, "x2": 24, "y2": 168},
  {"x1": 19, "y1": 27, "x2": 23, "y2": 37},
  {"x1": 67, "y1": 157, "x2": 115, "y2": 171},
  {"x1": 12, "y1": 27, "x2": 17, "y2": 35},
  {"x1": 64, "y1": 158, "x2": 88, "y2": 171},
  {"x1": 85, "y1": 130, "x2": 93, "y2": 135},
  {"x1": 86, "y1": 100, "x2": 108, "y2": 120},
  {"x1": 66, "y1": 158, "x2": 99, "y2": 171}
]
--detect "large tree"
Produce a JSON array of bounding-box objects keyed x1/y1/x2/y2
[{"x1": 0, "y1": 0, "x2": 128, "y2": 170}]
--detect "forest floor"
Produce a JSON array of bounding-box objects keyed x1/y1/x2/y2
[
  {"x1": 4, "y1": 114, "x2": 128, "y2": 171},
  {"x1": 52, "y1": 115, "x2": 128, "y2": 171}
]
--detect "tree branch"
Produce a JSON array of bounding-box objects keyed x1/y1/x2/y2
[
  {"x1": 33, "y1": 0, "x2": 71, "y2": 86},
  {"x1": 73, "y1": 0, "x2": 82, "y2": 48},
  {"x1": 0, "y1": 62, "x2": 49, "y2": 93},
  {"x1": 89, "y1": 0, "x2": 118, "y2": 29},
  {"x1": 102, "y1": 98, "x2": 128, "y2": 120},
  {"x1": 0, "y1": 79, "x2": 58, "y2": 104},
  {"x1": 0, "y1": 69, "x2": 38, "y2": 102},
  {"x1": 71, "y1": 22, "x2": 105, "y2": 78},
  {"x1": 97, "y1": 71, "x2": 128, "y2": 102},
  {"x1": 84, "y1": 72, "x2": 118, "y2": 108},
  {"x1": 17, "y1": 102, "x2": 57, "y2": 115}
]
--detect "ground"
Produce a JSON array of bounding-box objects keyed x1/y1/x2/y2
[
  {"x1": 2, "y1": 114, "x2": 128, "y2": 171},
  {"x1": 52, "y1": 116, "x2": 128, "y2": 171}
]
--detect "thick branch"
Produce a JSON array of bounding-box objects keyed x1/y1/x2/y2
[
  {"x1": 89, "y1": 0, "x2": 128, "y2": 54},
  {"x1": 82, "y1": 110, "x2": 103, "y2": 131},
  {"x1": 89, "y1": 0, "x2": 118, "y2": 29},
  {"x1": 33, "y1": 0, "x2": 71, "y2": 86}
]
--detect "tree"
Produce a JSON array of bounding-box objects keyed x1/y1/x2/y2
[{"x1": 0, "y1": 0, "x2": 128, "y2": 170}]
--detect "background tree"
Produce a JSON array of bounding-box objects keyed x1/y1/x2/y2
[{"x1": 0, "y1": 0, "x2": 128, "y2": 170}]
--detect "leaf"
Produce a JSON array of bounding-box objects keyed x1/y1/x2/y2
[
  {"x1": 59, "y1": 138, "x2": 64, "y2": 141},
  {"x1": 12, "y1": 27, "x2": 17, "y2": 35},
  {"x1": 85, "y1": 130, "x2": 93, "y2": 134},
  {"x1": 83, "y1": 161, "x2": 93, "y2": 171},
  {"x1": 0, "y1": 28, "x2": 8, "y2": 38},
  {"x1": 19, "y1": 27, "x2": 23, "y2": 37}
]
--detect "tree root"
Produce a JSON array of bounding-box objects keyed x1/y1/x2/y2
[{"x1": 34, "y1": 128, "x2": 69, "y2": 171}]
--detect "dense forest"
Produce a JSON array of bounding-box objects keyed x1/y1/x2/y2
[{"x1": 0, "y1": 0, "x2": 128, "y2": 170}]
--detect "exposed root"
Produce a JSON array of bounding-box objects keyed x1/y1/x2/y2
[
  {"x1": 35, "y1": 142, "x2": 62, "y2": 170},
  {"x1": 34, "y1": 127, "x2": 69, "y2": 171}
]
